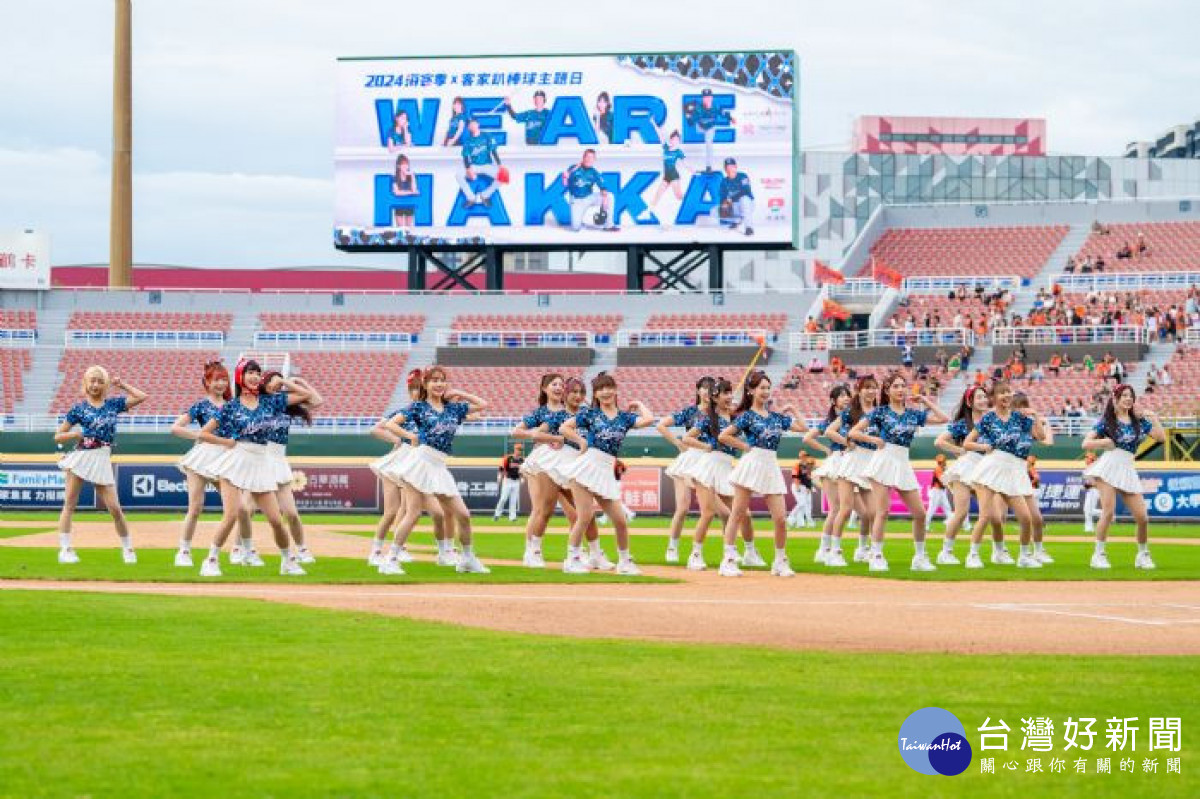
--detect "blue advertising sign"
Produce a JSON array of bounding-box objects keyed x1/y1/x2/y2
[
  {"x1": 115, "y1": 463, "x2": 221, "y2": 510},
  {"x1": 0, "y1": 464, "x2": 96, "y2": 509}
]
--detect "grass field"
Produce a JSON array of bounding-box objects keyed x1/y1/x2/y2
[{"x1": 0, "y1": 591, "x2": 1194, "y2": 798}]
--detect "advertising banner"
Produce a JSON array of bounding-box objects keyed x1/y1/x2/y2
[
  {"x1": 116, "y1": 464, "x2": 221, "y2": 509},
  {"x1": 289, "y1": 465, "x2": 380, "y2": 511},
  {"x1": 335, "y1": 52, "x2": 797, "y2": 248},
  {"x1": 0, "y1": 230, "x2": 51, "y2": 290},
  {"x1": 0, "y1": 465, "x2": 94, "y2": 509}
]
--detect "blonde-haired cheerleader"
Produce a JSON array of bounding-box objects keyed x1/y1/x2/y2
[{"x1": 54, "y1": 366, "x2": 147, "y2": 564}]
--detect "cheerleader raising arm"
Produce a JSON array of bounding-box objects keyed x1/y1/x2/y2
[
  {"x1": 629, "y1": 400, "x2": 657, "y2": 429},
  {"x1": 288, "y1": 377, "x2": 323, "y2": 409},
  {"x1": 112, "y1": 377, "x2": 147, "y2": 410},
  {"x1": 773, "y1": 403, "x2": 811, "y2": 434},
  {"x1": 915, "y1": 393, "x2": 949, "y2": 425},
  {"x1": 276, "y1": 378, "x2": 313, "y2": 407},
  {"x1": 1145, "y1": 409, "x2": 1167, "y2": 444},
  {"x1": 444, "y1": 388, "x2": 488, "y2": 414}
]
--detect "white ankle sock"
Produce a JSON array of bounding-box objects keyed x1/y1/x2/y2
[
  {"x1": 119, "y1": 535, "x2": 132, "y2": 551},
  {"x1": 59, "y1": 533, "x2": 72, "y2": 550},
  {"x1": 914, "y1": 541, "x2": 926, "y2": 556}
]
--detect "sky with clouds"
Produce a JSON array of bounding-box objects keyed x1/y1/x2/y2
[{"x1": 1, "y1": 0, "x2": 1196, "y2": 268}]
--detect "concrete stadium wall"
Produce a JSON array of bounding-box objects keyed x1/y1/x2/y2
[
  {"x1": 435, "y1": 347, "x2": 594, "y2": 367},
  {"x1": 616, "y1": 346, "x2": 764, "y2": 367}
]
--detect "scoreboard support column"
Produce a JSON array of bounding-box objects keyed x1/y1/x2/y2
[{"x1": 625, "y1": 245, "x2": 725, "y2": 293}]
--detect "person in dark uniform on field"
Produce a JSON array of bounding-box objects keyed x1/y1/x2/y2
[
  {"x1": 711, "y1": 157, "x2": 755, "y2": 236},
  {"x1": 494, "y1": 443, "x2": 525, "y2": 522},
  {"x1": 505, "y1": 90, "x2": 551, "y2": 145}
]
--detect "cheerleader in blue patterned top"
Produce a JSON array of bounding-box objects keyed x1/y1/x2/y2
[
  {"x1": 827, "y1": 376, "x2": 880, "y2": 564},
  {"x1": 559, "y1": 373, "x2": 656, "y2": 575},
  {"x1": 803, "y1": 384, "x2": 852, "y2": 567},
  {"x1": 1082, "y1": 384, "x2": 1165, "y2": 570},
  {"x1": 850, "y1": 371, "x2": 948, "y2": 572},
  {"x1": 54, "y1": 366, "x2": 147, "y2": 564},
  {"x1": 657, "y1": 377, "x2": 715, "y2": 564},
  {"x1": 381, "y1": 366, "x2": 490, "y2": 575},
  {"x1": 511, "y1": 373, "x2": 603, "y2": 568},
  {"x1": 197, "y1": 359, "x2": 314, "y2": 577},
  {"x1": 716, "y1": 370, "x2": 809, "y2": 578},
  {"x1": 169, "y1": 360, "x2": 235, "y2": 568},
  {"x1": 261, "y1": 371, "x2": 323, "y2": 565},
  {"x1": 962, "y1": 380, "x2": 1044, "y2": 570}
]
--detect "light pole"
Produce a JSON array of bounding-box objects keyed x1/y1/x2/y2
[{"x1": 109, "y1": 0, "x2": 132, "y2": 288}]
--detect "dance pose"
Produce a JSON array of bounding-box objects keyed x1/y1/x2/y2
[
  {"x1": 716, "y1": 371, "x2": 809, "y2": 578},
  {"x1": 381, "y1": 367, "x2": 489, "y2": 575},
  {"x1": 54, "y1": 366, "x2": 147, "y2": 564},
  {"x1": 962, "y1": 380, "x2": 1044, "y2": 569},
  {"x1": 827, "y1": 376, "x2": 881, "y2": 564},
  {"x1": 934, "y1": 385, "x2": 1006, "y2": 567},
  {"x1": 1013, "y1": 393, "x2": 1053, "y2": 565},
  {"x1": 261, "y1": 371, "x2": 322, "y2": 564},
  {"x1": 1082, "y1": 385, "x2": 1165, "y2": 569},
  {"x1": 850, "y1": 372, "x2": 948, "y2": 572},
  {"x1": 658, "y1": 377, "x2": 714, "y2": 563},
  {"x1": 170, "y1": 360, "x2": 233, "y2": 567},
  {"x1": 806, "y1": 384, "x2": 852, "y2": 567},
  {"x1": 639, "y1": 126, "x2": 690, "y2": 222},
  {"x1": 559, "y1": 373, "x2": 655, "y2": 575},
  {"x1": 197, "y1": 360, "x2": 313, "y2": 577}
]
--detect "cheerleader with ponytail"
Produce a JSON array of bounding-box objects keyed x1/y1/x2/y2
[
  {"x1": 827, "y1": 375, "x2": 880, "y2": 563},
  {"x1": 170, "y1": 360, "x2": 233, "y2": 567},
  {"x1": 261, "y1": 371, "x2": 322, "y2": 564},
  {"x1": 656, "y1": 377, "x2": 715, "y2": 563},
  {"x1": 804, "y1": 384, "x2": 851, "y2": 567}
]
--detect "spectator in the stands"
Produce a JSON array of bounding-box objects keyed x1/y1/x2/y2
[
  {"x1": 934, "y1": 348, "x2": 948, "y2": 370},
  {"x1": 1117, "y1": 241, "x2": 1133, "y2": 259},
  {"x1": 1031, "y1": 362, "x2": 1045, "y2": 383},
  {"x1": 1094, "y1": 254, "x2": 1106, "y2": 272},
  {"x1": 1161, "y1": 364, "x2": 1174, "y2": 387},
  {"x1": 1083, "y1": 353, "x2": 1096, "y2": 374},
  {"x1": 1061, "y1": 352, "x2": 1074, "y2": 371},
  {"x1": 901, "y1": 342, "x2": 914, "y2": 368},
  {"x1": 1048, "y1": 352, "x2": 1062, "y2": 376},
  {"x1": 1064, "y1": 255, "x2": 1076, "y2": 274},
  {"x1": 1136, "y1": 231, "x2": 1149, "y2": 257},
  {"x1": 807, "y1": 356, "x2": 824, "y2": 374},
  {"x1": 1092, "y1": 220, "x2": 1111, "y2": 236}
]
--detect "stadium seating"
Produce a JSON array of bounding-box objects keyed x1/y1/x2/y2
[
  {"x1": 869, "y1": 226, "x2": 1069, "y2": 278},
  {"x1": 609, "y1": 367, "x2": 746, "y2": 416},
  {"x1": 0, "y1": 348, "x2": 32, "y2": 413},
  {"x1": 52, "y1": 350, "x2": 222, "y2": 416},
  {"x1": 451, "y1": 314, "x2": 622, "y2": 335},
  {"x1": 433, "y1": 367, "x2": 588, "y2": 418},
  {"x1": 1076, "y1": 222, "x2": 1200, "y2": 272},
  {"x1": 258, "y1": 313, "x2": 425, "y2": 333},
  {"x1": 288, "y1": 352, "x2": 409, "y2": 417},
  {"x1": 1003, "y1": 370, "x2": 1125, "y2": 412},
  {"x1": 644, "y1": 313, "x2": 788, "y2": 334},
  {"x1": 1140, "y1": 353, "x2": 1200, "y2": 415},
  {"x1": 772, "y1": 364, "x2": 948, "y2": 416},
  {"x1": 896, "y1": 294, "x2": 999, "y2": 330},
  {"x1": 67, "y1": 311, "x2": 233, "y2": 333},
  {"x1": 0, "y1": 310, "x2": 37, "y2": 330}
]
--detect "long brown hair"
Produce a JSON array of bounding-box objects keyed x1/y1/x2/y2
[
  {"x1": 591, "y1": 372, "x2": 617, "y2": 409},
  {"x1": 953, "y1": 385, "x2": 983, "y2": 431},
  {"x1": 848, "y1": 374, "x2": 878, "y2": 425},
  {"x1": 564, "y1": 377, "x2": 586, "y2": 412},
  {"x1": 262, "y1": 370, "x2": 312, "y2": 425},
  {"x1": 879, "y1": 371, "x2": 906, "y2": 407},
  {"x1": 1102, "y1": 384, "x2": 1141, "y2": 443},
  {"x1": 694, "y1": 375, "x2": 715, "y2": 407},
  {"x1": 418, "y1": 365, "x2": 448, "y2": 403},
  {"x1": 826, "y1": 384, "x2": 850, "y2": 424},
  {"x1": 537, "y1": 372, "x2": 565, "y2": 406},
  {"x1": 706, "y1": 377, "x2": 733, "y2": 441},
  {"x1": 736, "y1": 370, "x2": 770, "y2": 414}
]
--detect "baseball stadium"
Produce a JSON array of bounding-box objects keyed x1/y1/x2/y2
[{"x1": 1, "y1": 3, "x2": 1197, "y2": 797}]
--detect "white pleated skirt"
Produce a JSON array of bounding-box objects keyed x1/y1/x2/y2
[
  {"x1": 563, "y1": 448, "x2": 622, "y2": 501},
  {"x1": 211, "y1": 441, "x2": 278, "y2": 494},
  {"x1": 728, "y1": 446, "x2": 786, "y2": 496},
  {"x1": 520, "y1": 443, "x2": 564, "y2": 479},
  {"x1": 968, "y1": 450, "x2": 1034, "y2": 497},
  {"x1": 370, "y1": 444, "x2": 411, "y2": 486},
  {"x1": 943, "y1": 451, "x2": 981, "y2": 487},
  {"x1": 389, "y1": 444, "x2": 461, "y2": 498},
  {"x1": 812, "y1": 450, "x2": 844, "y2": 481},
  {"x1": 834, "y1": 446, "x2": 875, "y2": 491},
  {"x1": 59, "y1": 446, "x2": 115, "y2": 486},
  {"x1": 547, "y1": 446, "x2": 582, "y2": 489},
  {"x1": 691, "y1": 450, "x2": 736, "y2": 496},
  {"x1": 665, "y1": 447, "x2": 705, "y2": 483},
  {"x1": 1084, "y1": 448, "x2": 1142, "y2": 495},
  {"x1": 178, "y1": 441, "x2": 226, "y2": 481},
  {"x1": 861, "y1": 443, "x2": 920, "y2": 492},
  {"x1": 266, "y1": 442, "x2": 293, "y2": 487}
]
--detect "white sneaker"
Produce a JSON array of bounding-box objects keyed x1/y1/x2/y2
[
  {"x1": 244, "y1": 549, "x2": 265, "y2": 568},
  {"x1": 200, "y1": 556, "x2": 222, "y2": 578},
  {"x1": 1090, "y1": 552, "x2": 1111, "y2": 570},
  {"x1": 1016, "y1": 553, "x2": 1042, "y2": 569},
  {"x1": 740, "y1": 547, "x2": 767, "y2": 568},
  {"x1": 814, "y1": 546, "x2": 829, "y2": 565},
  {"x1": 436, "y1": 550, "x2": 460, "y2": 567},
  {"x1": 58, "y1": 548, "x2": 80, "y2": 564},
  {"x1": 1134, "y1": 551, "x2": 1156, "y2": 570},
  {"x1": 910, "y1": 554, "x2": 936, "y2": 572},
  {"x1": 174, "y1": 549, "x2": 193, "y2": 568},
  {"x1": 869, "y1": 552, "x2": 889, "y2": 572},
  {"x1": 965, "y1": 552, "x2": 985, "y2": 569},
  {"x1": 825, "y1": 550, "x2": 847, "y2": 568},
  {"x1": 664, "y1": 545, "x2": 680, "y2": 564},
  {"x1": 588, "y1": 550, "x2": 616, "y2": 571},
  {"x1": 562, "y1": 554, "x2": 590, "y2": 575},
  {"x1": 122, "y1": 549, "x2": 137, "y2": 565},
  {"x1": 616, "y1": 559, "x2": 642, "y2": 576},
  {"x1": 1034, "y1": 549, "x2": 1054, "y2": 565},
  {"x1": 852, "y1": 546, "x2": 870, "y2": 563},
  {"x1": 457, "y1": 554, "x2": 491, "y2": 574},
  {"x1": 296, "y1": 547, "x2": 316, "y2": 565},
  {"x1": 378, "y1": 557, "x2": 405, "y2": 576},
  {"x1": 230, "y1": 546, "x2": 245, "y2": 566},
  {"x1": 280, "y1": 557, "x2": 307, "y2": 576},
  {"x1": 368, "y1": 548, "x2": 383, "y2": 567},
  {"x1": 991, "y1": 549, "x2": 1015, "y2": 566},
  {"x1": 395, "y1": 547, "x2": 414, "y2": 564},
  {"x1": 718, "y1": 557, "x2": 743, "y2": 577},
  {"x1": 771, "y1": 555, "x2": 796, "y2": 577},
  {"x1": 686, "y1": 549, "x2": 707, "y2": 571},
  {"x1": 936, "y1": 550, "x2": 960, "y2": 566},
  {"x1": 522, "y1": 549, "x2": 546, "y2": 568}
]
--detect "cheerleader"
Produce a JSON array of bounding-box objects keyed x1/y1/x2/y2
[
  {"x1": 924, "y1": 455, "x2": 953, "y2": 531},
  {"x1": 380, "y1": 366, "x2": 490, "y2": 575},
  {"x1": 170, "y1": 360, "x2": 233, "y2": 567},
  {"x1": 962, "y1": 380, "x2": 1044, "y2": 569},
  {"x1": 804, "y1": 384, "x2": 851, "y2": 567},
  {"x1": 261, "y1": 371, "x2": 322, "y2": 564},
  {"x1": 850, "y1": 371, "x2": 948, "y2": 572},
  {"x1": 716, "y1": 370, "x2": 809, "y2": 578},
  {"x1": 1014, "y1": 392, "x2": 1054, "y2": 565},
  {"x1": 1082, "y1": 384, "x2": 1165, "y2": 570},
  {"x1": 1081, "y1": 452, "x2": 1101, "y2": 533},
  {"x1": 197, "y1": 359, "x2": 313, "y2": 577},
  {"x1": 827, "y1": 376, "x2": 880, "y2": 564},
  {"x1": 368, "y1": 369, "x2": 455, "y2": 567},
  {"x1": 657, "y1": 377, "x2": 714, "y2": 563},
  {"x1": 787, "y1": 455, "x2": 815, "y2": 529},
  {"x1": 54, "y1": 366, "x2": 147, "y2": 564},
  {"x1": 558, "y1": 373, "x2": 655, "y2": 575}
]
